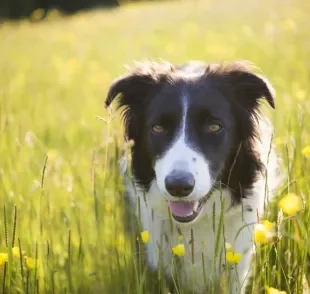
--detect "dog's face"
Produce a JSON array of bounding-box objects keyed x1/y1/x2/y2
[
  {"x1": 146, "y1": 79, "x2": 237, "y2": 222},
  {"x1": 105, "y1": 61, "x2": 275, "y2": 224}
]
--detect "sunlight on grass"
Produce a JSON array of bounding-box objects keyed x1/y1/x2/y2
[{"x1": 0, "y1": 0, "x2": 309, "y2": 293}]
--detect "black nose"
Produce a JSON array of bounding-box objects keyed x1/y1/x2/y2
[{"x1": 165, "y1": 170, "x2": 195, "y2": 197}]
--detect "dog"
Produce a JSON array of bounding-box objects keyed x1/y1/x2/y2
[{"x1": 105, "y1": 60, "x2": 282, "y2": 293}]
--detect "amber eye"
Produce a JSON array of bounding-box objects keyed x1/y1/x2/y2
[
  {"x1": 207, "y1": 123, "x2": 222, "y2": 133},
  {"x1": 152, "y1": 124, "x2": 165, "y2": 134}
]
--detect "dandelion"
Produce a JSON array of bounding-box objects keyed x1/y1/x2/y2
[
  {"x1": 254, "y1": 220, "x2": 276, "y2": 244},
  {"x1": 278, "y1": 193, "x2": 302, "y2": 216},
  {"x1": 172, "y1": 244, "x2": 185, "y2": 256},
  {"x1": 226, "y1": 251, "x2": 242, "y2": 264},
  {"x1": 301, "y1": 146, "x2": 310, "y2": 158},
  {"x1": 0, "y1": 253, "x2": 8, "y2": 265},
  {"x1": 140, "y1": 231, "x2": 150, "y2": 243},
  {"x1": 266, "y1": 286, "x2": 286, "y2": 294},
  {"x1": 25, "y1": 257, "x2": 36, "y2": 269}
]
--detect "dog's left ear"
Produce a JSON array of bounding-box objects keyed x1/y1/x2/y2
[{"x1": 208, "y1": 62, "x2": 275, "y2": 110}]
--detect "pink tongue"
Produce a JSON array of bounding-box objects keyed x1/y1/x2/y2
[{"x1": 168, "y1": 201, "x2": 195, "y2": 217}]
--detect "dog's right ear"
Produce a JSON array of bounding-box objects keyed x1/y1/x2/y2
[
  {"x1": 105, "y1": 73, "x2": 157, "y2": 110},
  {"x1": 105, "y1": 61, "x2": 175, "y2": 139},
  {"x1": 105, "y1": 61, "x2": 176, "y2": 110}
]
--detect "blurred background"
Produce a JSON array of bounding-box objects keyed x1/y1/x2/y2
[
  {"x1": 0, "y1": 0, "x2": 120, "y2": 20},
  {"x1": 0, "y1": 0, "x2": 309, "y2": 293}
]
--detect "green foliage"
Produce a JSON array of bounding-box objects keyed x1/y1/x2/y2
[{"x1": 0, "y1": 0, "x2": 309, "y2": 293}]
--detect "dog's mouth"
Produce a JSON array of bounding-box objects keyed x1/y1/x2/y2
[{"x1": 168, "y1": 195, "x2": 210, "y2": 223}]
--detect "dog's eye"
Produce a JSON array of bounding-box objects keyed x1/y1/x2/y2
[
  {"x1": 205, "y1": 123, "x2": 222, "y2": 133},
  {"x1": 152, "y1": 124, "x2": 165, "y2": 134}
]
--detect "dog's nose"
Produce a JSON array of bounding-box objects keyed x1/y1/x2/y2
[{"x1": 165, "y1": 170, "x2": 195, "y2": 197}]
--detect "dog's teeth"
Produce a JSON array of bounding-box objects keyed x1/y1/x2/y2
[{"x1": 193, "y1": 201, "x2": 199, "y2": 211}]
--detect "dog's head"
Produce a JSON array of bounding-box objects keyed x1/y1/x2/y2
[{"x1": 105, "y1": 60, "x2": 275, "y2": 224}]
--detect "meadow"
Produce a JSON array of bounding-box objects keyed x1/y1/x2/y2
[{"x1": 0, "y1": 0, "x2": 309, "y2": 293}]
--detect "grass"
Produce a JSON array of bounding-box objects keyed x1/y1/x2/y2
[{"x1": 0, "y1": 0, "x2": 309, "y2": 293}]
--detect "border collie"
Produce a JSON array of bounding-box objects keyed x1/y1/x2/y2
[{"x1": 105, "y1": 60, "x2": 281, "y2": 293}]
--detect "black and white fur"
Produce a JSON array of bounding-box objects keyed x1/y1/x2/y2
[{"x1": 105, "y1": 60, "x2": 282, "y2": 293}]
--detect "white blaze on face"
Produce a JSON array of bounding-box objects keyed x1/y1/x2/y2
[{"x1": 154, "y1": 92, "x2": 213, "y2": 201}]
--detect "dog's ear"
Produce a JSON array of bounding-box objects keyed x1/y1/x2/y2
[
  {"x1": 105, "y1": 61, "x2": 176, "y2": 110},
  {"x1": 207, "y1": 61, "x2": 275, "y2": 110},
  {"x1": 105, "y1": 61, "x2": 176, "y2": 139},
  {"x1": 105, "y1": 73, "x2": 157, "y2": 110},
  {"x1": 105, "y1": 73, "x2": 157, "y2": 139}
]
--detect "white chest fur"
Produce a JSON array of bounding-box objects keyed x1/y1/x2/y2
[{"x1": 127, "y1": 182, "x2": 264, "y2": 294}]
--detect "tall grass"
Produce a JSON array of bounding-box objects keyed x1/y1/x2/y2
[{"x1": 0, "y1": 0, "x2": 309, "y2": 293}]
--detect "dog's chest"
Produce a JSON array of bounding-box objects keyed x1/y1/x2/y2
[{"x1": 143, "y1": 206, "x2": 255, "y2": 293}]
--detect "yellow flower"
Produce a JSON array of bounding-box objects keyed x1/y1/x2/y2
[
  {"x1": 172, "y1": 244, "x2": 185, "y2": 256},
  {"x1": 254, "y1": 220, "x2": 276, "y2": 244},
  {"x1": 296, "y1": 89, "x2": 306, "y2": 101},
  {"x1": 266, "y1": 286, "x2": 286, "y2": 294},
  {"x1": 0, "y1": 253, "x2": 8, "y2": 265},
  {"x1": 302, "y1": 146, "x2": 310, "y2": 158},
  {"x1": 104, "y1": 203, "x2": 112, "y2": 212},
  {"x1": 25, "y1": 257, "x2": 36, "y2": 269},
  {"x1": 282, "y1": 19, "x2": 296, "y2": 31},
  {"x1": 140, "y1": 231, "x2": 150, "y2": 243},
  {"x1": 12, "y1": 246, "x2": 21, "y2": 257},
  {"x1": 278, "y1": 193, "x2": 302, "y2": 216},
  {"x1": 226, "y1": 251, "x2": 242, "y2": 264}
]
